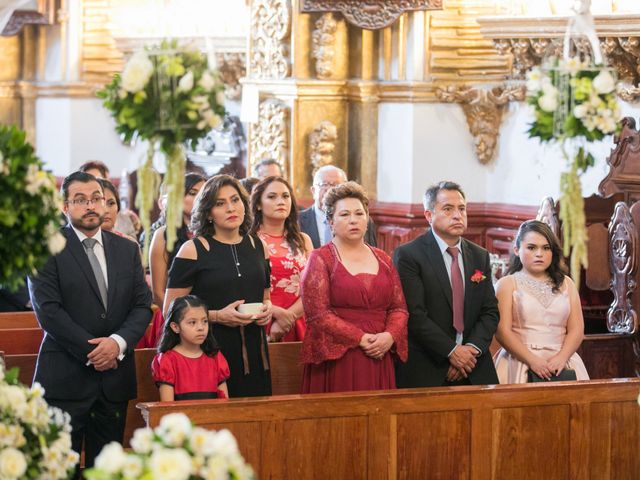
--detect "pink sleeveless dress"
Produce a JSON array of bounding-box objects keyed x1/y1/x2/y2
[{"x1": 494, "y1": 271, "x2": 589, "y2": 384}]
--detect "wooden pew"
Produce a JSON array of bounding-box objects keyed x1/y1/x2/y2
[
  {"x1": 139, "y1": 378, "x2": 640, "y2": 480},
  {"x1": 0, "y1": 311, "x2": 39, "y2": 329},
  {"x1": 0, "y1": 328, "x2": 43, "y2": 354}
]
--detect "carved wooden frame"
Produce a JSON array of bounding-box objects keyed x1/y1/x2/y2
[
  {"x1": 1, "y1": 0, "x2": 56, "y2": 36},
  {"x1": 299, "y1": 0, "x2": 442, "y2": 30},
  {"x1": 607, "y1": 201, "x2": 638, "y2": 335}
]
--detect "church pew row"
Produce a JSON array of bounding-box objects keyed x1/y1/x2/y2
[
  {"x1": 0, "y1": 311, "x2": 40, "y2": 329},
  {"x1": 1, "y1": 342, "x2": 304, "y2": 447},
  {"x1": 139, "y1": 378, "x2": 640, "y2": 480}
]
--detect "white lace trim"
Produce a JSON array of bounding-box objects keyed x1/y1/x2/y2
[{"x1": 514, "y1": 271, "x2": 558, "y2": 308}]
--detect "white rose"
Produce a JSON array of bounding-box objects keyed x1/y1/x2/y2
[
  {"x1": 203, "y1": 455, "x2": 228, "y2": 480},
  {"x1": 121, "y1": 52, "x2": 154, "y2": 93},
  {"x1": 178, "y1": 71, "x2": 194, "y2": 93},
  {"x1": 199, "y1": 71, "x2": 216, "y2": 91},
  {"x1": 94, "y1": 441, "x2": 126, "y2": 474},
  {"x1": 131, "y1": 427, "x2": 154, "y2": 454},
  {"x1": 538, "y1": 93, "x2": 558, "y2": 112},
  {"x1": 0, "y1": 385, "x2": 27, "y2": 416},
  {"x1": 210, "y1": 429, "x2": 239, "y2": 458},
  {"x1": 122, "y1": 454, "x2": 144, "y2": 478},
  {"x1": 573, "y1": 103, "x2": 589, "y2": 119},
  {"x1": 157, "y1": 413, "x2": 192, "y2": 447},
  {"x1": 149, "y1": 448, "x2": 193, "y2": 480},
  {"x1": 592, "y1": 70, "x2": 615, "y2": 94},
  {"x1": 0, "y1": 448, "x2": 27, "y2": 479},
  {"x1": 562, "y1": 57, "x2": 582, "y2": 76},
  {"x1": 526, "y1": 67, "x2": 541, "y2": 92},
  {"x1": 47, "y1": 228, "x2": 66, "y2": 256},
  {"x1": 29, "y1": 382, "x2": 45, "y2": 398},
  {"x1": 190, "y1": 428, "x2": 217, "y2": 457},
  {"x1": 540, "y1": 77, "x2": 557, "y2": 96}
]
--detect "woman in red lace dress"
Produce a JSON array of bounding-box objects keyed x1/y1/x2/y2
[
  {"x1": 300, "y1": 182, "x2": 408, "y2": 393},
  {"x1": 250, "y1": 177, "x2": 313, "y2": 341}
]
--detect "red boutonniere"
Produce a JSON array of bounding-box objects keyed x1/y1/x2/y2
[{"x1": 470, "y1": 269, "x2": 487, "y2": 283}]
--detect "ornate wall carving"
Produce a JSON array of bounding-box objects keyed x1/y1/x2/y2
[
  {"x1": 249, "y1": 0, "x2": 291, "y2": 79},
  {"x1": 250, "y1": 99, "x2": 289, "y2": 172},
  {"x1": 607, "y1": 201, "x2": 638, "y2": 334},
  {"x1": 435, "y1": 84, "x2": 526, "y2": 164},
  {"x1": 300, "y1": 0, "x2": 442, "y2": 30},
  {"x1": 309, "y1": 120, "x2": 337, "y2": 173},
  {"x1": 215, "y1": 52, "x2": 246, "y2": 101},
  {"x1": 311, "y1": 13, "x2": 337, "y2": 79}
]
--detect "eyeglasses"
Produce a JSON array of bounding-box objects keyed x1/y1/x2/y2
[
  {"x1": 66, "y1": 196, "x2": 105, "y2": 207},
  {"x1": 314, "y1": 182, "x2": 340, "y2": 189}
]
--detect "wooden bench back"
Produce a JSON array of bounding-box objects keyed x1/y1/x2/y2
[
  {"x1": 140, "y1": 378, "x2": 640, "y2": 480},
  {"x1": 0, "y1": 328, "x2": 43, "y2": 355},
  {"x1": 0, "y1": 311, "x2": 39, "y2": 329}
]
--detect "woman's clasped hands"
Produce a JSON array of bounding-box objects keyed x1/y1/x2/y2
[{"x1": 359, "y1": 332, "x2": 394, "y2": 360}]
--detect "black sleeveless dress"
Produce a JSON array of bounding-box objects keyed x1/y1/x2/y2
[{"x1": 167, "y1": 234, "x2": 272, "y2": 397}]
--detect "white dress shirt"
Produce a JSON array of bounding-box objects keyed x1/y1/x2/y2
[
  {"x1": 71, "y1": 225, "x2": 126, "y2": 360},
  {"x1": 430, "y1": 229, "x2": 481, "y2": 356}
]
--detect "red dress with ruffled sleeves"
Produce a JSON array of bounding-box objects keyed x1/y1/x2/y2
[{"x1": 300, "y1": 243, "x2": 408, "y2": 393}]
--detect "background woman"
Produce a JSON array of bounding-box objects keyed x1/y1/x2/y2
[
  {"x1": 164, "y1": 174, "x2": 273, "y2": 397},
  {"x1": 300, "y1": 182, "x2": 408, "y2": 393},
  {"x1": 250, "y1": 176, "x2": 313, "y2": 341},
  {"x1": 149, "y1": 172, "x2": 205, "y2": 307},
  {"x1": 97, "y1": 178, "x2": 136, "y2": 242},
  {"x1": 493, "y1": 220, "x2": 589, "y2": 383}
]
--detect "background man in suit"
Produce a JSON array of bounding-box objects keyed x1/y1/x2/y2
[
  {"x1": 28, "y1": 171, "x2": 152, "y2": 468},
  {"x1": 299, "y1": 165, "x2": 377, "y2": 248},
  {"x1": 393, "y1": 181, "x2": 498, "y2": 387},
  {"x1": 254, "y1": 158, "x2": 283, "y2": 179}
]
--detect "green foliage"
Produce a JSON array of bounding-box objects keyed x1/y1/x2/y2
[{"x1": 0, "y1": 124, "x2": 65, "y2": 291}]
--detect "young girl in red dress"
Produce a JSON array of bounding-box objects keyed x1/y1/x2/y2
[{"x1": 152, "y1": 295, "x2": 230, "y2": 400}]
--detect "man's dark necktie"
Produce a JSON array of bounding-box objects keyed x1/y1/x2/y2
[
  {"x1": 446, "y1": 246, "x2": 464, "y2": 334},
  {"x1": 82, "y1": 238, "x2": 108, "y2": 309}
]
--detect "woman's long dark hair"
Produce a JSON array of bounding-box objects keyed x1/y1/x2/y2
[
  {"x1": 158, "y1": 295, "x2": 220, "y2": 356},
  {"x1": 190, "y1": 174, "x2": 252, "y2": 238},
  {"x1": 507, "y1": 220, "x2": 567, "y2": 292},
  {"x1": 249, "y1": 176, "x2": 306, "y2": 256}
]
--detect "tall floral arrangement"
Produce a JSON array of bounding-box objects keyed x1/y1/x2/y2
[
  {"x1": 0, "y1": 125, "x2": 66, "y2": 291},
  {"x1": 84, "y1": 412, "x2": 254, "y2": 480},
  {"x1": 0, "y1": 359, "x2": 79, "y2": 479},
  {"x1": 526, "y1": 57, "x2": 620, "y2": 284},
  {"x1": 98, "y1": 40, "x2": 226, "y2": 260}
]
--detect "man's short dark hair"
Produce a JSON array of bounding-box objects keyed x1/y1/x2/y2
[
  {"x1": 61, "y1": 171, "x2": 102, "y2": 201},
  {"x1": 423, "y1": 181, "x2": 466, "y2": 211},
  {"x1": 79, "y1": 160, "x2": 110, "y2": 178},
  {"x1": 254, "y1": 159, "x2": 282, "y2": 176}
]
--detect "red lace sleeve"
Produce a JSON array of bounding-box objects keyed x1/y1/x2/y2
[
  {"x1": 300, "y1": 248, "x2": 365, "y2": 364},
  {"x1": 374, "y1": 249, "x2": 409, "y2": 362}
]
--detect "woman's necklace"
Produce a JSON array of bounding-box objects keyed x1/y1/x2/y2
[{"x1": 230, "y1": 242, "x2": 242, "y2": 277}]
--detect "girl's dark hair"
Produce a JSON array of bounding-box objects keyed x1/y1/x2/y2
[
  {"x1": 158, "y1": 295, "x2": 220, "y2": 356},
  {"x1": 507, "y1": 220, "x2": 567, "y2": 292},
  {"x1": 249, "y1": 176, "x2": 307, "y2": 256},
  {"x1": 97, "y1": 178, "x2": 121, "y2": 212},
  {"x1": 190, "y1": 174, "x2": 251, "y2": 237},
  {"x1": 158, "y1": 172, "x2": 206, "y2": 222}
]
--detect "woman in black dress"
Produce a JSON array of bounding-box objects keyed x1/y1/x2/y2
[{"x1": 164, "y1": 174, "x2": 273, "y2": 397}]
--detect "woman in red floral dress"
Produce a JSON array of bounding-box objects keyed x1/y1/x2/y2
[{"x1": 250, "y1": 176, "x2": 313, "y2": 341}]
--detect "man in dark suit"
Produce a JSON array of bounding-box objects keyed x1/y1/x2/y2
[
  {"x1": 28, "y1": 171, "x2": 152, "y2": 467},
  {"x1": 299, "y1": 165, "x2": 377, "y2": 248},
  {"x1": 393, "y1": 181, "x2": 498, "y2": 387}
]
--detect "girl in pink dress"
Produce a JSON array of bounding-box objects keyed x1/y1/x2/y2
[
  {"x1": 493, "y1": 220, "x2": 589, "y2": 383},
  {"x1": 300, "y1": 182, "x2": 408, "y2": 393},
  {"x1": 152, "y1": 295, "x2": 230, "y2": 400},
  {"x1": 250, "y1": 176, "x2": 313, "y2": 341}
]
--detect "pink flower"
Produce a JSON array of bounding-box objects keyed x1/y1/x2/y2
[{"x1": 470, "y1": 270, "x2": 487, "y2": 283}]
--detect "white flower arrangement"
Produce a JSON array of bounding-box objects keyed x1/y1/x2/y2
[
  {"x1": 526, "y1": 56, "x2": 621, "y2": 284},
  {"x1": 85, "y1": 413, "x2": 254, "y2": 480},
  {"x1": 0, "y1": 359, "x2": 79, "y2": 480}
]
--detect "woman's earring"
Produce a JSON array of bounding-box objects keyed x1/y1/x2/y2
[{"x1": 208, "y1": 218, "x2": 213, "y2": 224}]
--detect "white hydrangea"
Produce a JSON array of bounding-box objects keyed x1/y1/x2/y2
[
  {"x1": 0, "y1": 447, "x2": 27, "y2": 479},
  {"x1": 592, "y1": 70, "x2": 616, "y2": 94},
  {"x1": 210, "y1": 429, "x2": 240, "y2": 458},
  {"x1": 0, "y1": 384, "x2": 27, "y2": 416},
  {"x1": 156, "y1": 413, "x2": 192, "y2": 447},
  {"x1": 46, "y1": 223, "x2": 66, "y2": 256},
  {"x1": 189, "y1": 427, "x2": 218, "y2": 457},
  {"x1": 149, "y1": 448, "x2": 193, "y2": 480},
  {"x1": 121, "y1": 51, "x2": 154, "y2": 93},
  {"x1": 93, "y1": 441, "x2": 127, "y2": 475},
  {"x1": 25, "y1": 164, "x2": 51, "y2": 195},
  {"x1": 121, "y1": 454, "x2": 144, "y2": 478},
  {"x1": 202, "y1": 455, "x2": 228, "y2": 480},
  {"x1": 538, "y1": 93, "x2": 558, "y2": 112}
]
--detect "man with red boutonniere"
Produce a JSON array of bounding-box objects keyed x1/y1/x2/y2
[{"x1": 393, "y1": 181, "x2": 499, "y2": 387}]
